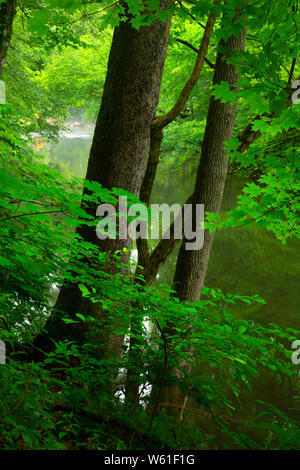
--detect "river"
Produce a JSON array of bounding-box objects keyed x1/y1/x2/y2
[{"x1": 39, "y1": 128, "x2": 300, "y2": 446}]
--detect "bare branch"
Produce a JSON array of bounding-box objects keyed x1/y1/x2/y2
[{"x1": 175, "y1": 38, "x2": 215, "y2": 69}]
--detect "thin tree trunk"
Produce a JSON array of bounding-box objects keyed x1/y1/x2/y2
[
  {"x1": 0, "y1": 0, "x2": 16, "y2": 78},
  {"x1": 173, "y1": 30, "x2": 247, "y2": 301},
  {"x1": 162, "y1": 22, "x2": 247, "y2": 415}
]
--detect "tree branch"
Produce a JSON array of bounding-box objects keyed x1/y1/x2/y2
[
  {"x1": 175, "y1": 38, "x2": 215, "y2": 69},
  {"x1": 136, "y1": 14, "x2": 216, "y2": 273},
  {"x1": 154, "y1": 12, "x2": 216, "y2": 130},
  {"x1": 138, "y1": 13, "x2": 216, "y2": 208},
  {"x1": 176, "y1": 0, "x2": 206, "y2": 28}
]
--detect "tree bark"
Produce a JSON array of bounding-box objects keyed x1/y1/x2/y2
[
  {"x1": 38, "y1": 5, "x2": 172, "y2": 357},
  {"x1": 173, "y1": 29, "x2": 247, "y2": 301},
  {"x1": 0, "y1": 0, "x2": 16, "y2": 78},
  {"x1": 161, "y1": 22, "x2": 247, "y2": 416}
]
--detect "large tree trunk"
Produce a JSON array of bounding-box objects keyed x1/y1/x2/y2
[
  {"x1": 40, "y1": 5, "x2": 172, "y2": 357},
  {"x1": 0, "y1": 0, "x2": 16, "y2": 78},
  {"x1": 161, "y1": 23, "x2": 247, "y2": 415}
]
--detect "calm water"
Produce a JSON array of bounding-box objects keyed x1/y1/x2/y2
[{"x1": 40, "y1": 130, "x2": 300, "y2": 443}]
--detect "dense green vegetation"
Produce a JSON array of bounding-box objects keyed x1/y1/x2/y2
[{"x1": 0, "y1": 0, "x2": 299, "y2": 451}]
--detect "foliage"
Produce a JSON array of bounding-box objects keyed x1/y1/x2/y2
[
  {"x1": 206, "y1": 124, "x2": 300, "y2": 242},
  {"x1": 0, "y1": 103, "x2": 118, "y2": 337},
  {"x1": 0, "y1": 0, "x2": 300, "y2": 452},
  {"x1": 0, "y1": 104, "x2": 299, "y2": 449}
]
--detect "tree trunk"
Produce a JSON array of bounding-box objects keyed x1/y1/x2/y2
[
  {"x1": 40, "y1": 5, "x2": 172, "y2": 357},
  {"x1": 0, "y1": 0, "x2": 16, "y2": 78},
  {"x1": 173, "y1": 29, "x2": 247, "y2": 301},
  {"x1": 162, "y1": 23, "x2": 247, "y2": 416}
]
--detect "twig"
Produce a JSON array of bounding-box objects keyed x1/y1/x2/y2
[
  {"x1": 175, "y1": 38, "x2": 215, "y2": 68},
  {"x1": 0, "y1": 382, "x2": 29, "y2": 421},
  {"x1": 159, "y1": 402, "x2": 245, "y2": 424}
]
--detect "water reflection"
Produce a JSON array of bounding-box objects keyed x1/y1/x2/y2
[{"x1": 40, "y1": 130, "x2": 300, "y2": 439}]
